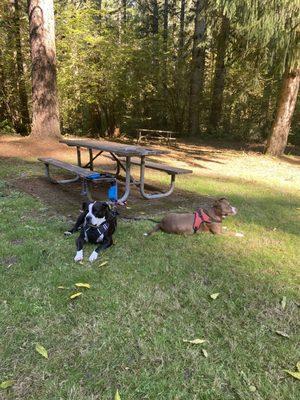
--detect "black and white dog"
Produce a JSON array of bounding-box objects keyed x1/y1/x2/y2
[{"x1": 65, "y1": 201, "x2": 117, "y2": 262}]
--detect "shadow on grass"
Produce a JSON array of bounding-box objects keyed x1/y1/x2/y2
[{"x1": 1, "y1": 156, "x2": 299, "y2": 238}]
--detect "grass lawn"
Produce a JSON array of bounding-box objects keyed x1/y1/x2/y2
[{"x1": 0, "y1": 143, "x2": 299, "y2": 399}]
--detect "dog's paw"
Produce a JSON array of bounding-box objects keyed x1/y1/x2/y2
[
  {"x1": 235, "y1": 232, "x2": 244, "y2": 237},
  {"x1": 74, "y1": 250, "x2": 83, "y2": 262},
  {"x1": 89, "y1": 250, "x2": 98, "y2": 262},
  {"x1": 64, "y1": 231, "x2": 73, "y2": 236}
]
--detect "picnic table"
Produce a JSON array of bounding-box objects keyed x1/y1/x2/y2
[
  {"x1": 39, "y1": 138, "x2": 192, "y2": 202},
  {"x1": 136, "y1": 129, "x2": 177, "y2": 146}
]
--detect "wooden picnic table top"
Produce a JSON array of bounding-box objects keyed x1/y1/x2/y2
[
  {"x1": 138, "y1": 129, "x2": 177, "y2": 135},
  {"x1": 60, "y1": 139, "x2": 169, "y2": 157}
]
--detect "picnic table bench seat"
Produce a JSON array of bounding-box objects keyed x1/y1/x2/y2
[
  {"x1": 38, "y1": 157, "x2": 115, "y2": 202},
  {"x1": 38, "y1": 157, "x2": 95, "y2": 179},
  {"x1": 127, "y1": 157, "x2": 192, "y2": 175},
  {"x1": 103, "y1": 154, "x2": 192, "y2": 176}
]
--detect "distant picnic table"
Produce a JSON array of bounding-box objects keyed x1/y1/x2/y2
[
  {"x1": 136, "y1": 129, "x2": 177, "y2": 146},
  {"x1": 38, "y1": 139, "x2": 192, "y2": 202}
]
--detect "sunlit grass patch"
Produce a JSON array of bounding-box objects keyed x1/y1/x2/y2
[{"x1": 0, "y1": 147, "x2": 300, "y2": 399}]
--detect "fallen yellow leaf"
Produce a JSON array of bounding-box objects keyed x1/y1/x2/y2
[
  {"x1": 99, "y1": 261, "x2": 108, "y2": 267},
  {"x1": 281, "y1": 296, "x2": 287, "y2": 310},
  {"x1": 115, "y1": 389, "x2": 121, "y2": 400},
  {"x1": 35, "y1": 343, "x2": 48, "y2": 359},
  {"x1": 284, "y1": 370, "x2": 300, "y2": 380},
  {"x1": 57, "y1": 286, "x2": 65, "y2": 289},
  {"x1": 0, "y1": 380, "x2": 14, "y2": 389},
  {"x1": 202, "y1": 349, "x2": 208, "y2": 358},
  {"x1": 210, "y1": 293, "x2": 220, "y2": 300},
  {"x1": 75, "y1": 283, "x2": 91, "y2": 289},
  {"x1": 275, "y1": 330, "x2": 290, "y2": 338},
  {"x1": 183, "y1": 338, "x2": 207, "y2": 344},
  {"x1": 70, "y1": 292, "x2": 82, "y2": 299}
]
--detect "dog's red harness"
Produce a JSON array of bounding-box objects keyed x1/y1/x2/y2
[{"x1": 193, "y1": 208, "x2": 211, "y2": 233}]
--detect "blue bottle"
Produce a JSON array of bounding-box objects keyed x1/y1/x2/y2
[{"x1": 108, "y1": 180, "x2": 118, "y2": 201}]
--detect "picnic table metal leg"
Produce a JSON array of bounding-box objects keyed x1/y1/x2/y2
[
  {"x1": 110, "y1": 153, "x2": 137, "y2": 184},
  {"x1": 44, "y1": 163, "x2": 80, "y2": 184},
  {"x1": 83, "y1": 150, "x2": 103, "y2": 169},
  {"x1": 139, "y1": 156, "x2": 176, "y2": 199},
  {"x1": 76, "y1": 146, "x2": 82, "y2": 167},
  {"x1": 89, "y1": 149, "x2": 93, "y2": 170},
  {"x1": 118, "y1": 156, "x2": 131, "y2": 203}
]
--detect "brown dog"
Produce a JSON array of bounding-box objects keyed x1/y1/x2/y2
[{"x1": 144, "y1": 198, "x2": 242, "y2": 236}]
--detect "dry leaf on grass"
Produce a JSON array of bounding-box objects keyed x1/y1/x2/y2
[
  {"x1": 115, "y1": 389, "x2": 121, "y2": 400},
  {"x1": 183, "y1": 338, "x2": 207, "y2": 344},
  {"x1": 70, "y1": 292, "x2": 82, "y2": 299},
  {"x1": 284, "y1": 370, "x2": 300, "y2": 380},
  {"x1": 35, "y1": 344, "x2": 48, "y2": 359},
  {"x1": 99, "y1": 261, "x2": 108, "y2": 267},
  {"x1": 202, "y1": 349, "x2": 208, "y2": 358},
  {"x1": 57, "y1": 286, "x2": 65, "y2": 289},
  {"x1": 275, "y1": 330, "x2": 290, "y2": 338},
  {"x1": 210, "y1": 293, "x2": 220, "y2": 300},
  {"x1": 281, "y1": 296, "x2": 287, "y2": 310},
  {"x1": 75, "y1": 283, "x2": 91, "y2": 289},
  {"x1": 0, "y1": 380, "x2": 14, "y2": 389}
]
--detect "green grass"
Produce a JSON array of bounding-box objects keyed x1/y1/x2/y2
[{"x1": 0, "y1": 158, "x2": 299, "y2": 400}]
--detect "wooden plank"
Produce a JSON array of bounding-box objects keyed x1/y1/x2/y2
[
  {"x1": 60, "y1": 139, "x2": 168, "y2": 157},
  {"x1": 102, "y1": 154, "x2": 192, "y2": 175},
  {"x1": 38, "y1": 157, "x2": 96, "y2": 178},
  {"x1": 138, "y1": 129, "x2": 177, "y2": 135},
  {"x1": 131, "y1": 158, "x2": 192, "y2": 175}
]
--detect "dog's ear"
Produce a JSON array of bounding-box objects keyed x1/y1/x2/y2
[
  {"x1": 81, "y1": 202, "x2": 89, "y2": 212},
  {"x1": 213, "y1": 197, "x2": 227, "y2": 207},
  {"x1": 103, "y1": 202, "x2": 111, "y2": 219}
]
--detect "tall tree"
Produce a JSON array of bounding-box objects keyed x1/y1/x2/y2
[
  {"x1": 208, "y1": 13, "x2": 230, "y2": 132},
  {"x1": 188, "y1": 0, "x2": 206, "y2": 135},
  {"x1": 265, "y1": 67, "x2": 299, "y2": 156},
  {"x1": 28, "y1": 0, "x2": 61, "y2": 139},
  {"x1": 11, "y1": 0, "x2": 30, "y2": 135},
  {"x1": 178, "y1": 0, "x2": 186, "y2": 53}
]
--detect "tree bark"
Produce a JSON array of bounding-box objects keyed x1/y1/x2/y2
[
  {"x1": 265, "y1": 68, "x2": 299, "y2": 156},
  {"x1": 179, "y1": 0, "x2": 186, "y2": 52},
  {"x1": 208, "y1": 14, "x2": 230, "y2": 133},
  {"x1": 28, "y1": 0, "x2": 61, "y2": 140},
  {"x1": 188, "y1": 0, "x2": 206, "y2": 135},
  {"x1": 122, "y1": 0, "x2": 127, "y2": 24},
  {"x1": 11, "y1": 0, "x2": 30, "y2": 135},
  {"x1": 151, "y1": 0, "x2": 159, "y2": 35}
]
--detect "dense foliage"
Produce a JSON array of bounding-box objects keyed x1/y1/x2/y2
[{"x1": 0, "y1": 0, "x2": 299, "y2": 142}]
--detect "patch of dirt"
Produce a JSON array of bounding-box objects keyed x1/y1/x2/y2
[
  {"x1": 0, "y1": 255, "x2": 18, "y2": 267},
  {"x1": 12, "y1": 175, "x2": 212, "y2": 220},
  {"x1": 1, "y1": 134, "x2": 299, "y2": 220},
  {"x1": 10, "y1": 239, "x2": 25, "y2": 245}
]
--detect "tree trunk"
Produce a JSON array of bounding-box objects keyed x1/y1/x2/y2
[
  {"x1": 208, "y1": 14, "x2": 230, "y2": 133},
  {"x1": 122, "y1": 0, "x2": 127, "y2": 24},
  {"x1": 28, "y1": 0, "x2": 61, "y2": 140},
  {"x1": 151, "y1": 0, "x2": 159, "y2": 35},
  {"x1": 162, "y1": 0, "x2": 169, "y2": 122},
  {"x1": 179, "y1": 0, "x2": 186, "y2": 53},
  {"x1": 265, "y1": 68, "x2": 299, "y2": 156},
  {"x1": 13, "y1": 0, "x2": 30, "y2": 135},
  {"x1": 188, "y1": 0, "x2": 206, "y2": 135}
]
